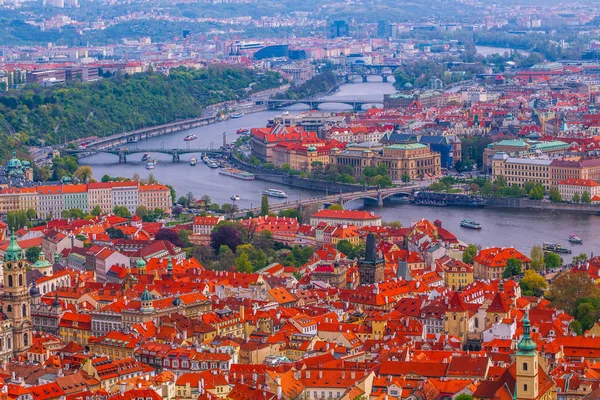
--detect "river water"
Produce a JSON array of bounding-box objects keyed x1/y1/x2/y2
[{"x1": 82, "y1": 77, "x2": 598, "y2": 260}]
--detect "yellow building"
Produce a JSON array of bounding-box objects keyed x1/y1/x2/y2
[
  {"x1": 88, "y1": 331, "x2": 142, "y2": 359},
  {"x1": 443, "y1": 292, "x2": 470, "y2": 345},
  {"x1": 443, "y1": 261, "x2": 474, "y2": 290},
  {"x1": 491, "y1": 152, "x2": 552, "y2": 190},
  {"x1": 272, "y1": 143, "x2": 332, "y2": 171},
  {"x1": 59, "y1": 312, "x2": 91, "y2": 345},
  {"x1": 138, "y1": 184, "x2": 172, "y2": 213}
]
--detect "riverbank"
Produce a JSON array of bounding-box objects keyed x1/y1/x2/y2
[{"x1": 485, "y1": 197, "x2": 599, "y2": 213}]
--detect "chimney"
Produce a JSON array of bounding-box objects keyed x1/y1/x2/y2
[
  {"x1": 319, "y1": 370, "x2": 323, "y2": 379},
  {"x1": 276, "y1": 376, "x2": 282, "y2": 400},
  {"x1": 239, "y1": 305, "x2": 245, "y2": 320}
]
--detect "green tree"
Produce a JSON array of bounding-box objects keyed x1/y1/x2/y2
[
  {"x1": 136, "y1": 205, "x2": 148, "y2": 218},
  {"x1": 544, "y1": 252, "x2": 562, "y2": 269},
  {"x1": 528, "y1": 184, "x2": 544, "y2": 200},
  {"x1": 549, "y1": 189, "x2": 562, "y2": 202},
  {"x1": 530, "y1": 245, "x2": 545, "y2": 271},
  {"x1": 178, "y1": 229, "x2": 193, "y2": 247},
  {"x1": 573, "y1": 253, "x2": 588, "y2": 264},
  {"x1": 328, "y1": 204, "x2": 344, "y2": 210},
  {"x1": 573, "y1": 192, "x2": 581, "y2": 203},
  {"x1": 582, "y1": 190, "x2": 591, "y2": 204},
  {"x1": 166, "y1": 185, "x2": 176, "y2": 204},
  {"x1": 260, "y1": 195, "x2": 269, "y2": 216},
  {"x1": 462, "y1": 244, "x2": 478, "y2": 265},
  {"x1": 106, "y1": 227, "x2": 125, "y2": 239},
  {"x1": 201, "y1": 195, "x2": 212, "y2": 209},
  {"x1": 26, "y1": 208, "x2": 36, "y2": 221},
  {"x1": 73, "y1": 165, "x2": 93, "y2": 183},
  {"x1": 113, "y1": 205, "x2": 131, "y2": 218},
  {"x1": 455, "y1": 395, "x2": 473, "y2": 400},
  {"x1": 25, "y1": 246, "x2": 41, "y2": 263},
  {"x1": 68, "y1": 208, "x2": 85, "y2": 219},
  {"x1": 401, "y1": 173, "x2": 411, "y2": 183},
  {"x1": 502, "y1": 257, "x2": 522, "y2": 278},
  {"x1": 6, "y1": 210, "x2": 29, "y2": 231},
  {"x1": 280, "y1": 163, "x2": 291, "y2": 172},
  {"x1": 101, "y1": 174, "x2": 111, "y2": 183},
  {"x1": 570, "y1": 320, "x2": 583, "y2": 336},
  {"x1": 148, "y1": 173, "x2": 158, "y2": 184},
  {"x1": 91, "y1": 206, "x2": 102, "y2": 217},
  {"x1": 336, "y1": 240, "x2": 354, "y2": 257},
  {"x1": 235, "y1": 251, "x2": 253, "y2": 273}
]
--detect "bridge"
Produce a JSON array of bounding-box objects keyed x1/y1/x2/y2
[
  {"x1": 256, "y1": 98, "x2": 380, "y2": 112},
  {"x1": 341, "y1": 64, "x2": 403, "y2": 83},
  {"x1": 67, "y1": 147, "x2": 227, "y2": 163},
  {"x1": 238, "y1": 185, "x2": 417, "y2": 217}
]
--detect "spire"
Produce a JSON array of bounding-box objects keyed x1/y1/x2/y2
[
  {"x1": 137, "y1": 256, "x2": 146, "y2": 269},
  {"x1": 167, "y1": 256, "x2": 173, "y2": 278},
  {"x1": 518, "y1": 311, "x2": 537, "y2": 354},
  {"x1": 4, "y1": 231, "x2": 22, "y2": 262}
]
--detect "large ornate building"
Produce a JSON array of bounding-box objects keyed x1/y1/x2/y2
[{"x1": 0, "y1": 232, "x2": 33, "y2": 361}]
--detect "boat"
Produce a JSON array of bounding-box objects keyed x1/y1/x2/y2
[
  {"x1": 145, "y1": 161, "x2": 155, "y2": 170},
  {"x1": 460, "y1": 219, "x2": 482, "y2": 229},
  {"x1": 141, "y1": 153, "x2": 150, "y2": 162},
  {"x1": 568, "y1": 234, "x2": 583, "y2": 244},
  {"x1": 262, "y1": 188, "x2": 288, "y2": 198},
  {"x1": 231, "y1": 112, "x2": 244, "y2": 119},
  {"x1": 128, "y1": 137, "x2": 138, "y2": 143},
  {"x1": 589, "y1": 210, "x2": 600, "y2": 216},
  {"x1": 230, "y1": 195, "x2": 241, "y2": 201},
  {"x1": 219, "y1": 168, "x2": 255, "y2": 181},
  {"x1": 207, "y1": 160, "x2": 219, "y2": 169},
  {"x1": 236, "y1": 128, "x2": 250, "y2": 135},
  {"x1": 184, "y1": 134, "x2": 197, "y2": 141},
  {"x1": 190, "y1": 158, "x2": 197, "y2": 166},
  {"x1": 542, "y1": 243, "x2": 572, "y2": 254}
]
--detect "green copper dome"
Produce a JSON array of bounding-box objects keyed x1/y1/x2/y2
[
  {"x1": 137, "y1": 257, "x2": 146, "y2": 268},
  {"x1": 7, "y1": 152, "x2": 22, "y2": 169},
  {"x1": 518, "y1": 311, "x2": 537, "y2": 355},
  {"x1": 307, "y1": 146, "x2": 317, "y2": 152},
  {"x1": 5, "y1": 231, "x2": 22, "y2": 262},
  {"x1": 140, "y1": 287, "x2": 153, "y2": 301},
  {"x1": 33, "y1": 250, "x2": 52, "y2": 269}
]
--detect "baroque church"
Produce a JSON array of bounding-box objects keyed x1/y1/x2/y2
[{"x1": 0, "y1": 232, "x2": 33, "y2": 362}]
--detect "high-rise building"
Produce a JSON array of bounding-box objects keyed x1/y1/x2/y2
[
  {"x1": 329, "y1": 20, "x2": 349, "y2": 38},
  {"x1": 358, "y1": 233, "x2": 384, "y2": 285}
]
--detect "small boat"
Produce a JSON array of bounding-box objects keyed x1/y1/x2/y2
[
  {"x1": 231, "y1": 112, "x2": 244, "y2": 119},
  {"x1": 262, "y1": 188, "x2": 288, "y2": 198},
  {"x1": 568, "y1": 234, "x2": 583, "y2": 244},
  {"x1": 460, "y1": 219, "x2": 481, "y2": 230},
  {"x1": 128, "y1": 137, "x2": 138, "y2": 143},
  {"x1": 219, "y1": 168, "x2": 255, "y2": 180},
  {"x1": 589, "y1": 210, "x2": 600, "y2": 216},
  {"x1": 542, "y1": 243, "x2": 572, "y2": 254},
  {"x1": 145, "y1": 161, "x2": 155, "y2": 170},
  {"x1": 190, "y1": 158, "x2": 197, "y2": 166},
  {"x1": 231, "y1": 195, "x2": 241, "y2": 201},
  {"x1": 141, "y1": 152, "x2": 150, "y2": 162},
  {"x1": 237, "y1": 128, "x2": 250, "y2": 135},
  {"x1": 207, "y1": 160, "x2": 219, "y2": 168},
  {"x1": 184, "y1": 134, "x2": 197, "y2": 141}
]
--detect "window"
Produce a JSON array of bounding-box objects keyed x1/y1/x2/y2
[{"x1": 523, "y1": 384, "x2": 528, "y2": 392}]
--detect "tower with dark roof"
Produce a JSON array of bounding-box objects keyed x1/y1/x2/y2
[{"x1": 358, "y1": 233, "x2": 384, "y2": 285}]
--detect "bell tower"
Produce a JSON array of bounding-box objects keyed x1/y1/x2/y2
[
  {"x1": 2, "y1": 232, "x2": 33, "y2": 355},
  {"x1": 516, "y1": 311, "x2": 539, "y2": 400}
]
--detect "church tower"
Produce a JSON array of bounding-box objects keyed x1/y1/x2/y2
[
  {"x1": 516, "y1": 311, "x2": 539, "y2": 400},
  {"x1": 2, "y1": 232, "x2": 33, "y2": 355}
]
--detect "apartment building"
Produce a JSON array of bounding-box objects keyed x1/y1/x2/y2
[
  {"x1": 38, "y1": 185, "x2": 65, "y2": 219},
  {"x1": 138, "y1": 184, "x2": 172, "y2": 211},
  {"x1": 63, "y1": 184, "x2": 88, "y2": 214},
  {"x1": 88, "y1": 183, "x2": 113, "y2": 214},
  {"x1": 111, "y1": 181, "x2": 139, "y2": 214}
]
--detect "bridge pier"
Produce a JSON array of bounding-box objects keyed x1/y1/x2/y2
[
  {"x1": 382, "y1": 75, "x2": 388, "y2": 83},
  {"x1": 172, "y1": 149, "x2": 180, "y2": 163},
  {"x1": 353, "y1": 103, "x2": 363, "y2": 112},
  {"x1": 377, "y1": 190, "x2": 384, "y2": 207},
  {"x1": 362, "y1": 75, "x2": 368, "y2": 83},
  {"x1": 118, "y1": 149, "x2": 127, "y2": 164},
  {"x1": 309, "y1": 102, "x2": 319, "y2": 111}
]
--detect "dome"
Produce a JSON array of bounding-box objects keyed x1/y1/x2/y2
[
  {"x1": 7, "y1": 152, "x2": 22, "y2": 169},
  {"x1": 61, "y1": 176, "x2": 72, "y2": 183},
  {"x1": 33, "y1": 250, "x2": 52, "y2": 270},
  {"x1": 403, "y1": 82, "x2": 413, "y2": 89},
  {"x1": 307, "y1": 146, "x2": 317, "y2": 152},
  {"x1": 517, "y1": 311, "x2": 537, "y2": 354},
  {"x1": 29, "y1": 282, "x2": 40, "y2": 297},
  {"x1": 140, "y1": 287, "x2": 153, "y2": 301},
  {"x1": 5, "y1": 231, "x2": 22, "y2": 262},
  {"x1": 506, "y1": 112, "x2": 513, "y2": 119},
  {"x1": 137, "y1": 257, "x2": 146, "y2": 268},
  {"x1": 331, "y1": 147, "x2": 340, "y2": 152}
]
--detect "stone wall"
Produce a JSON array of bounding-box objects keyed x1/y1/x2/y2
[{"x1": 485, "y1": 197, "x2": 599, "y2": 213}]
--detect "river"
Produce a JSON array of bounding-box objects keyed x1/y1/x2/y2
[
  {"x1": 476, "y1": 45, "x2": 530, "y2": 57},
  {"x1": 82, "y1": 77, "x2": 598, "y2": 261}
]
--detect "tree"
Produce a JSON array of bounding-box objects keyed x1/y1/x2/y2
[
  {"x1": 582, "y1": 190, "x2": 591, "y2": 204},
  {"x1": 337, "y1": 240, "x2": 354, "y2": 257},
  {"x1": 155, "y1": 228, "x2": 184, "y2": 247},
  {"x1": 148, "y1": 173, "x2": 158, "y2": 184},
  {"x1": 201, "y1": 195, "x2": 212, "y2": 209},
  {"x1": 455, "y1": 395, "x2": 473, "y2": 400},
  {"x1": 113, "y1": 205, "x2": 131, "y2": 218},
  {"x1": 260, "y1": 195, "x2": 269, "y2": 216},
  {"x1": 178, "y1": 196, "x2": 189, "y2": 207},
  {"x1": 178, "y1": 229, "x2": 193, "y2": 247},
  {"x1": 25, "y1": 246, "x2": 41, "y2": 263},
  {"x1": 101, "y1": 174, "x2": 111, "y2": 183},
  {"x1": 73, "y1": 166, "x2": 93, "y2": 183},
  {"x1": 215, "y1": 245, "x2": 235, "y2": 271},
  {"x1": 210, "y1": 222, "x2": 244, "y2": 252},
  {"x1": 278, "y1": 209, "x2": 302, "y2": 223},
  {"x1": 68, "y1": 208, "x2": 85, "y2": 219},
  {"x1": 280, "y1": 163, "x2": 291, "y2": 172},
  {"x1": 384, "y1": 221, "x2": 403, "y2": 229},
  {"x1": 547, "y1": 272, "x2": 600, "y2": 315},
  {"x1": 519, "y1": 270, "x2": 547, "y2": 297},
  {"x1": 528, "y1": 184, "x2": 544, "y2": 200},
  {"x1": 503, "y1": 257, "x2": 523, "y2": 278},
  {"x1": 6, "y1": 210, "x2": 29, "y2": 231},
  {"x1": 530, "y1": 245, "x2": 545, "y2": 271},
  {"x1": 91, "y1": 206, "x2": 102, "y2": 217},
  {"x1": 570, "y1": 320, "x2": 583, "y2": 336},
  {"x1": 185, "y1": 192, "x2": 196, "y2": 207},
  {"x1": 106, "y1": 227, "x2": 125, "y2": 239},
  {"x1": 328, "y1": 204, "x2": 344, "y2": 210},
  {"x1": 166, "y1": 185, "x2": 176, "y2": 204},
  {"x1": 235, "y1": 252, "x2": 253, "y2": 273},
  {"x1": 573, "y1": 192, "x2": 581, "y2": 203},
  {"x1": 549, "y1": 189, "x2": 562, "y2": 202},
  {"x1": 462, "y1": 244, "x2": 478, "y2": 265},
  {"x1": 401, "y1": 173, "x2": 411, "y2": 183},
  {"x1": 136, "y1": 205, "x2": 148, "y2": 218},
  {"x1": 26, "y1": 208, "x2": 36, "y2": 221},
  {"x1": 573, "y1": 253, "x2": 588, "y2": 264},
  {"x1": 544, "y1": 252, "x2": 562, "y2": 270}
]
